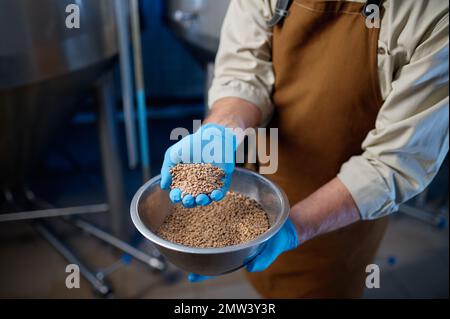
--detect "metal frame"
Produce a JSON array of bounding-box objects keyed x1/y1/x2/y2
[
  {"x1": 97, "y1": 72, "x2": 128, "y2": 239},
  {"x1": 0, "y1": 73, "x2": 126, "y2": 237},
  {"x1": 1, "y1": 73, "x2": 167, "y2": 297},
  {"x1": 34, "y1": 221, "x2": 113, "y2": 297},
  {"x1": 69, "y1": 217, "x2": 166, "y2": 271},
  {"x1": 0, "y1": 204, "x2": 108, "y2": 222}
]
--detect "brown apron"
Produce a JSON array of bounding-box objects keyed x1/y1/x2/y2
[{"x1": 246, "y1": 0, "x2": 388, "y2": 298}]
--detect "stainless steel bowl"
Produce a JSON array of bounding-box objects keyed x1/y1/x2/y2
[{"x1": 130, "y1": 167, "x2": 290, "y2": 276}]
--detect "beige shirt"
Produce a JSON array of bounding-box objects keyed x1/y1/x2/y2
[{"x1": 208, "y1": 0, "x2": 449, "y2": 220}]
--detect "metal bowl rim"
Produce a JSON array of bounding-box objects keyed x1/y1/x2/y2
[{"x1": 130, "y1": 167, "x2": 290, "y2": 255}]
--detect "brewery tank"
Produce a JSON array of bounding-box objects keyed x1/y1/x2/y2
[{"x1": 0, "y1": 0, "x2": 118, "y2": 192}]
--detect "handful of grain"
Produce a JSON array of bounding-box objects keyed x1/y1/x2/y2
[
  {"x1": 170, "y1": 163, "x2": 225, "y2": 197},
  {"x1": 156, "y1": 192, "x2": 270, "y2": 248}
]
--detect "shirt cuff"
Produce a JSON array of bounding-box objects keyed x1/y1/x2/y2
[
  {"x1": 337, "y1": 155, "x2": 399, "y2": 220},
  {"x1": 208, "y1": 80, "x2": 274, "y2": 126}
]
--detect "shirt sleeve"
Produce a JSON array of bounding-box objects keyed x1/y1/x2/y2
[
  {"x1": 208, "y1": 0, "x2": 275, "y2": 124},
  {"x1": 338, "y1": 14, "x2": 449, "y2": 220}
]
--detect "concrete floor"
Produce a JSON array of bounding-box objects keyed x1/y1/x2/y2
[
  {"x1": 0, "y1": 212, "x2": 447, "y2": 299},
  {"x1": 364, "y1": 214, "x2": 449, "y2": 298}
]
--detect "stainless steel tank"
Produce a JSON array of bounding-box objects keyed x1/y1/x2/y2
[
  {"x1": 165, "y1": 0, "x2": 230, "y2": 63},
  {"x1": 0, "y1": 0, "x2": 117, "y2": 192}
]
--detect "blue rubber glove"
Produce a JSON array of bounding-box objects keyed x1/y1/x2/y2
[
  {"x1": 188, "y1": 219, "x2": 299, "y2": 282},
  {"x1": 160, "y1": 123, "x2": 236, "y2": 207}
]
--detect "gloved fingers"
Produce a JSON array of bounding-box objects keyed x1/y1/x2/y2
[
  {"x1": 245, "y1": 219, "x2": 299, "y2": 272},
  {"x1": 195, "y1": 194, "x2": 211, "y2": 206},
  {"x1": 169, "y1": 188, "x2": 182, "y2": 203},
  {"x1": 182, "y1": 194, "x2": 196, "y2": 208},
  {"x1": 245, "y1": 230, "x2": 284, "y2": 272},
  {"x1": 211, "y1": 174, "x2": 232, "y2": 202},
  {"x1": 173, "y1": 192, "x2": 211, "y2": 207},
  {"x1": 210, "y1": 189, "x2": 225, "y2": 202},
  {"x1": 167, "y1": 175, "x2": 230, "y2": 204},
  {"x1": 245, "y1": 242, "x2": 281, "y2": 273},
  {"x1": 160, "y1": 163, "x2": 172, "y2": 191},
  {"x1": 160, "y1": 147, "x2": 178, "y2": 190},
  {"x1": 188, "y1": 273, "x2": 214, "y2": 282}
]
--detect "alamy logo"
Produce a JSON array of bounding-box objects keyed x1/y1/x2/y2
[
  {"x1": 65, "y1": 264, "x2": 80, "y2": 289},
  {"x1": 365, "y1": 5, "x2": 380, "y2": 29},
  {"x1": 65, "y1": 4, "x2": 80, "y2": 29},
  {"x1": 170, "y1": 120, "x2": 279, "y2": 174},
  {"x1": 365, "y1": 264, "x2": 380, "y2": 289}
]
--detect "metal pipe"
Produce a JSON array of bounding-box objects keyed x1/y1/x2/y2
[
  {"x1": 97, "y1": 73, "x2": 128, "y2": 239},
  {"x1": 72, "y1": 104, "x2": 204, "y2": 125},
  {"x1": 70, "y1": 218, "x2": 166, "y2": 271},
  {"x1": 0, "y1": 204, "x2": 109, "y2": 222},
  {"x1": 130, "y1": 0, "x2": 151, "y2": 181},
  {"x1": 114, "y1": 0, "x2": 138, "y2": 169},
  {"x1": 34, "y1": 221, "x2": 112, "y2": 297}
]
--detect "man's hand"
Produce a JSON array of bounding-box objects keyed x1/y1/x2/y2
[
  {"x1": 188, "y1": 219, "x2": 299, "y2": 282},
  {"x1": 160, "y1": 123, "x2": 236, "y2": 207},
  {"x1": 245, "y1": 219, "x2": 298, "y2": 272},
  {"x1": 160, "y1": 97, "x2": 262, "y2": 207},
  {"x1": 188, "y1": 178, "x2": 361, "y2": 282},
  {"x1": 290, "y1": 177, "x2": 361, "y2": 243}
]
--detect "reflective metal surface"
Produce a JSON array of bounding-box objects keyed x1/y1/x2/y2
[
  {"x1": 165, "y1": 0, "x2": 230, "y2": 63},
  {"x1": 131, "y1": 168, "x2": 290, "y2": 276},
  {"x1": 0, "y1": 0, "x2": 118, "y2": 191},
  {"x1": 0, "y1": 0, "x2": 117, "y2": 89}
]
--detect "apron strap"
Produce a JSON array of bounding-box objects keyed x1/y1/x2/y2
[
  {"x1": 267, "y1": 0, "x2": 384, "y2": 27},
  {"x1": 267, "y1": 0, "x2": 292, "y2": 28}
]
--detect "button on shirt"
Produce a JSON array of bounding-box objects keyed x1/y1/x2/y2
[{"x1": 208, "y1": 0, "x2": 449, "y2": 220}]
